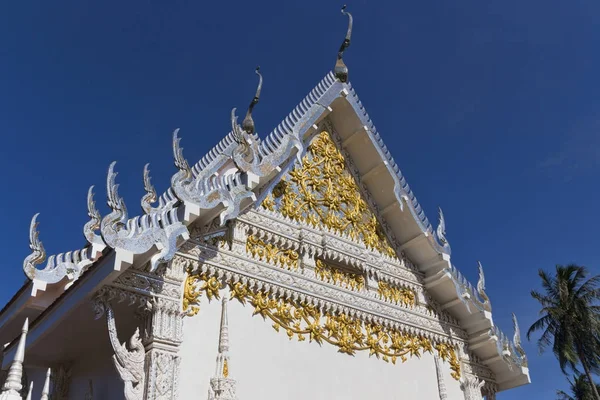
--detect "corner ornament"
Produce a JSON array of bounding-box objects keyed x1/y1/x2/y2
[
  {"x1": 100, "y1": 161, "x2": 189, "y2": 272},
  {"x1": 334, "y1": 5, "x2": 353, "y2": 82},
  {"x1": 95, "y1": 300, "x2": 145, "y2": 400}
]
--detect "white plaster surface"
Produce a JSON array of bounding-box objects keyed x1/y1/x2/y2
[{"x1": 180, "y1": 296, "x2": 464, "y2": 400}]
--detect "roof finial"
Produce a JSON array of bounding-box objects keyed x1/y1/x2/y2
[
  {"x1": 1, "y1": 318, "x2": 29, "y2": 397},
  {"x1": 334, "y1": 5, "x2": 353, "y2": 82},
  {"x1": 241, "y1": 66, "x2": 262, "y2": 135},
  {"x1": 40, "y1": 368, "x2": 51, "y2": 400}
]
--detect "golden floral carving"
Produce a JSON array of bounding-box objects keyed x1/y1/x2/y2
[
  {"x1": 315, "y1": 259, "x2": 364, "y2": 291},
  {"x1": 246, "y1": 235, "x2": 299, "y2": 271},
  {"x1": 377, "y1": 281, "x2": 416, "y2": 307},
  {"x1": 261, "y1": 131, "x2": 397, "y2": 258},
  {"x1": 227, "y1": 281, "x2": 460, "y2": 379},
  {"x1": 182, "y1": 272, "x2": 223, "y2": 316},
  {"x1": 436, "y1": 343, "x2": 461, "y2": 380}
]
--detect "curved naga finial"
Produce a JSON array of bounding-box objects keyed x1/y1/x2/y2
[
  {"x1": 334, "y1": 5, "x2": 353, "y2": 82},
  {"x1": 105, "y1": 302, "x2": 145, "y2": 400},
  {"x1": 241, "y1": 66, "x2": 262, "y2": 135},
  {"x1": 23, "y1": 213, "x2": 46, "y2": 278},
  {"x1": 23, "y1": 214, "x2": 94, "y2": 287},
  {"x1": 172, "y1": 129, "x2": 192, "y2": 181},
  {"x1": 171, "y1": 129, "x2": 255, "y2": 225},
  {"x1": 229, "y1": 68, "x2": 302, "y2": 179},
  {"x1": 436, "y1": 207, "x2": 448, "y2": 246},
  {"x1": 512, "y1": 313, "x2": 528, "y2": 366},
  {"x1": 84, "y1": 186, "x2": 107, "y2": 258},
  {"x1": 141, "y1": 163, "x2": 158, "y2": 214},
  {"x1": 101, "y1": 162, "x2": 189, "y2": 272},
  {"x1": 476, "y1": 261, "x2": 492, "y2": 312}
]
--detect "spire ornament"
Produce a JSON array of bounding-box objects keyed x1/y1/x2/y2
[
  {"x1": 39, "y1": 369, "x2": 50, "y2": 400},
  {"x1": 241, "y1": 66, "x2": 262, "y2": 135},
  {"x1": 0, "y1": 319, "x2": 28, "y2": 400},
  {"x1": 24, "y1": 382, "x2": 32, "y2": 400},
  {"x1": 476, "y1": 262, "x2": 492, "y2": 312},
  {"x1": 207, "y1": 298, "x2": 237, "y2": 400},
  {"x1": 334, "y1": 5, "x2": 353, "y2": 82}
]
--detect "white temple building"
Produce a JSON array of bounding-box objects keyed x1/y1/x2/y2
[{"x1": 0, "y1": 7, "x2": 529, "y2": 400}]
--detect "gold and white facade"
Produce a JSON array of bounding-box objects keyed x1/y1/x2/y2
[{"x1": 0, "y1": 8, "x2": 529, "y2": 400}]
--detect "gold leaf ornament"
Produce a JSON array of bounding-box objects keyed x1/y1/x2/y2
[{"x1": 260, "y1": 131, "x2": 397, "y2": 258}]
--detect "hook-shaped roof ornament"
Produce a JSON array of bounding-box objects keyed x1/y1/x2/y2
[
  {"x1": 241, "y1": 66, "x2": 262, "y2": 135},
  {"x1": 334, "y1": 5, "x2": 353, "y2": 82}
]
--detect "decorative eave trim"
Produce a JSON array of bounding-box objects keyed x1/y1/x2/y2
[{"x1": 177, "y1": 244, "x2": 465, "y2": 346}]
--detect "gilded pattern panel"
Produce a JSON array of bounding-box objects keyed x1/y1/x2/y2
[
  {"x1": 377, "y1": 281, "x2": 416, "y2": 308},
  {"x1": 261, "y1": 131, "x2": 397, "y2": 259},
  {"x1": 314, "y1": 259, "x2": 364, "y2": 292},
  {"x1": 245, "y1": 235, "x2": 299, "y2": 271}
]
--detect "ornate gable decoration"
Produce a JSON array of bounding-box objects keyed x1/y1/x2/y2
[{"x1": 261, "y1": 131, "x2": 397, "y2": 259}]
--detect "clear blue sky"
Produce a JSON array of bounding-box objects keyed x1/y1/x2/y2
[{"x1": 1, "y1": 1, "x2": 598, "y2": 398}]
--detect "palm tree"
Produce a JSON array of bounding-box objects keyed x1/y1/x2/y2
[
  {"x1": 557, "y1": 374, "x2": 600, "y2": 400},
  {"x1": 527, "y1": 265, "x2": 600, "y2": 400}
]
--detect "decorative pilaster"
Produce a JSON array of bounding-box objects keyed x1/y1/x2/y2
[
  {"x1": 460, "y1": 374, "x2": 484, "y2": 400},
  {"x1": 141, "y1": 260, "x2": 185, "y2": 400},
  {"x1": 207, "y1": 298, "x2": 237, "y2": 400},
  {"x1": 142, "y1": 298, "x2": 182, "y2": 400},
  {"x1": 0, "y1": 319, "x2": 28, "y2": 400},
  {"x1": 433, "y1": 355, "x2": 447, "y2": 400}
]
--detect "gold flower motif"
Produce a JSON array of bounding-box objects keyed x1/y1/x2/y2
[
  {"x1": 260, "y1": 131, "x2": 397, "y2": 258},
  {"x1": 246, "y1": 235, "x2": 299, "y2": 271}
]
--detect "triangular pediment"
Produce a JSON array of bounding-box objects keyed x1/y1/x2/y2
[{"x1": 259, "y1": 129, "x2": 397, "y2": 259}]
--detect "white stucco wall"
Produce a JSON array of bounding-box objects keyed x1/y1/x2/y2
[{"x1": 180, "y1": 296, "x2": 464, "y2": 400}]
